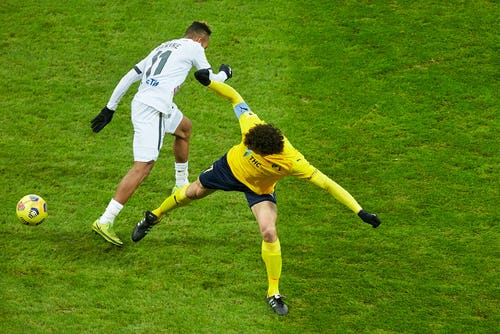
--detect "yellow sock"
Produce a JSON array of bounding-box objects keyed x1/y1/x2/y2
[
  {"x1": 152, "y1": 184, "x2": 192, "y2": 218},
  {"x1": 262, "y1": 239, "x2": 282, "y2": 297}
]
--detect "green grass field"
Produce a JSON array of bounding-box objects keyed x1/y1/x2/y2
[{"x1": 1, "y1": 0, "x2": 498, "y2": 333}]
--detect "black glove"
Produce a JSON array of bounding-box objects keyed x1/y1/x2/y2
[
  {"x1": 91, "y1": 106, "x2": 115, "y2": 133},
  {"x1": 219, "y1": 64, "x2": 232, "y2": 80},
  {"x1": 358, "y1": 210, "x2": 381, "y2": 228},
  {"x1": 194, "y1": 69, "x2": 211, "y2": 86}
]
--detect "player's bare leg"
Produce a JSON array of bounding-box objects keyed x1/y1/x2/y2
[{"x1": 114, "y1": 161, "x2": 155, "y2": 204}]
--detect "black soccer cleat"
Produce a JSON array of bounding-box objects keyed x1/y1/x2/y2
[
  {"x1": 131, "y1": 211, "x2": 159, "y2": 242},
  {"x1": 266, "y1": 294, "x2": 289, "y2": 316}
]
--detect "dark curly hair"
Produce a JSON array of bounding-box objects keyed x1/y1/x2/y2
[{"x1": 244, "y1": 124, "x2": 284, "y2": 156}]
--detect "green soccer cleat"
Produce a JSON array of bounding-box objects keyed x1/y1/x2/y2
[
  {"x1": 92, "y1": 220, "x2": 123, "y2": 246},
  {"x1": 266, "y1": 294, "x2": 289, "y2": 316}
]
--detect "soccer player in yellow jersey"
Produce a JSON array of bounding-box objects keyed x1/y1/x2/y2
[{"x1": 132, "y1": 69, "x2": 381, "y2": 316}]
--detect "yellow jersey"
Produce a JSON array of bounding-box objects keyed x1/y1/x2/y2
[
  {"x1": 227, "y1": 110, "x2": 316, "y2": 195},
  {"x1": 205, "y1": 80, "x2": 362, "y2": 213}
]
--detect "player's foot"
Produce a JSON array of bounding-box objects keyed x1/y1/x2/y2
[
  {"x1": 131, "y1": 211, "x2": 159, "y2": 242},
  {"x1": 266, "y1": 294, "x2": 289, "y2": 316},
  {"x1": 92, "y1": 220, "x2": 123, "y2": 246}
]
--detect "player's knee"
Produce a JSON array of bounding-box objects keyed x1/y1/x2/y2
[
  {"x1": 186, "y1": 179, "x2": 211, "y2": 200},
  {"x1": 133, "y1": 161, "x2": 154, "y2": 177},
  {"x1": 260, "y1": 226, "x2": 278, "y2": 243},
  {"x1": 175, "y1": 117, "x2": 192, "y2": 139},
  {"x1": 185, "y1": 180, "x2": 199, "y2": 199}
]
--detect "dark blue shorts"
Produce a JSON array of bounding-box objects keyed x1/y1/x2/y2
[{"x1": 199, "y1": 154, "x2": 277, "y2": 207}]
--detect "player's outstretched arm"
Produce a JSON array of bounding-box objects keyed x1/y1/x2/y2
[
  {"x1": 194, "y1": 69, "x2": 243, "y2": 107},
  {"x1": 91, "y1": 68, "x2": 141, "y2": 133},
  {"x1": 308, "y1": 169, "x2": 381, "y2": 228}
]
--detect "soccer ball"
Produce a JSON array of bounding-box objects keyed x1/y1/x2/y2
[{"x1": 16, "y1": 194, "x2": 48, "y2": 226}]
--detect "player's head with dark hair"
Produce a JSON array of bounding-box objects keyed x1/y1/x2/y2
[
  {"x1": 184, "y1": 21, "x2": 211, "y2": 49},
  {"x1": 185, "y1": 21, "x2": 212, "y2": 37},
  {"x1": 244, "y1": 124, "x2": 284, "y2": 156}
]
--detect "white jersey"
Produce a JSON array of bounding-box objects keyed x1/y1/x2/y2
[{"x1": 107, "y1": 38, "x2": 227, "y2": 113}]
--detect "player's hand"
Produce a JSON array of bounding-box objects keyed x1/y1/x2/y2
[
  {"x1": 91, "y1": 106, "x2": 115, "y2": 133},
  {"x1": 358, "y1": 210, "x2": 381, "y2": 228},
  {"x1": 219, "y1": 64, "x2": 232, "y2": 80},
  {"x1": 194, "y1": 69, "x2": 211, "y2": 86}
]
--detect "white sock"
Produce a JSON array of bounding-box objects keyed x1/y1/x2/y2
[
  {"x1": 175, "y1": 162, "x2": 189, "y2": 187},
  {"x1": 99, "y1": 198, "x2": 124, "y2": 224}
]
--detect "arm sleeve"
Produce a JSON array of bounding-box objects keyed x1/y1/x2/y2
[
  {"x1": 192, "y1": 46, "x2": 211, "y2": 70},
  {"x1": 207, "y1": 80, "x2": 244, "y2": 107},
  {"x1": 209, "y1": 69, "x2": 228, "y2": 82},
  {"x1": 106, "y1": 67, "x2": 142, "y2": 110},
  {"x1": 192, "y1": 46, "x2": 228, "y2": 82},
  {"x1": 307, "y1": 169, "x2": 363, "y2": 214}
]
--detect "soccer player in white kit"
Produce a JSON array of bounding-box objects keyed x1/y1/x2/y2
[{"x1": 91, "y1": 21, "x2": 232, "y2": 246}]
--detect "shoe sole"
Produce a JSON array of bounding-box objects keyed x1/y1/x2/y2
[{"x1": 92, "y1": 223, "x2": 123, "y2": 246}]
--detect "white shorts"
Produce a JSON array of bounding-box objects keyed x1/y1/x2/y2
[{"x1": 131, "y1": 99, "x2": 183, "y2": 162}]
